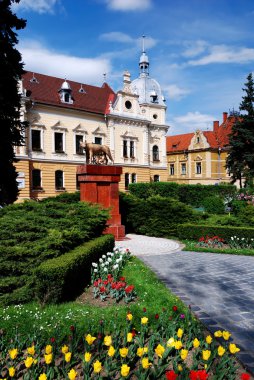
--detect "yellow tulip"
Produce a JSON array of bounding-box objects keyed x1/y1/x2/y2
[
  {"x1": 85, "y1": 334, "x2": 96, "y2": 345},
  {"x1": 155, "y1": 344, "x2": 165, "y2": 358},
  {"x1": 104, "y1": 335, "x2": 112, "y2": 346},
  {"x1": 206, "y1": 335, "x2": 213, "y2": 344},
  {"x1": 9, "y1": 348, "x2": 18, "y2": 360},
  {"x1": 61, "y1": 345, "x2": 69, "y2": 354},
  {"x1": 121, "y1": 364, "x2": 130, "y2": 377},
  {"x1": 8, "y1": 367, "x2": 15, "y2": 378},
  {"x1": 84, "y1": 352, "x2": 92, "y2": 362},
  {"x1": 38, "y1": 374, "x2": 47, "y2": 380},
  {"x1": 141, "y1": 317, "x2": 148, "y2": 325},
  {"x1": 193, "y1": 338, "x2": 200, "y2": 348},
  {"x1": 167, "y1": 337, "x2": 175, "y2": 347},
  {"x1": 137, "y1": 347, "x2": 144, "y2": 357},
  {"x1": 229, "y1": 343, "x2": 240, "y2": 354},
  {"x1": 202, "y1": 350, "x2": 211, "y2": 361},
  {"x1": 24, "y1": 356, "x2": 34, "y2": 368},
  {"x1": 108, "y1": 346, "x2": 115, "y2": 357},
  {"x1": 177, "y1": 328, "x2": 184, "y2": 338},
  {"x1": 180, "y1": 349, "x2": 188, "y2": 360},
  {"x1": 120, "y1": 347, "x2": 128, "y2": 358},
  {"x1": 44, "y1": 353, "x2": 53, "y2": 365},
  {"x1": 127, "y1": 332, "x2": 133, "y2": 342},
  {"x1": 65, "y1": 352, "x2": 72, "y2": 363},
  {"x1": 68, "y1": 369, "x2": 77, "y2": 380},
  {"x1": 45, "y1": 345, "x2": 52, "y2": 354},
  {"x1": 141, "y1": 357, "x2": 152, "y2": 369},
  {"x1": 174, "y1": 340, "x2": 183, "y2": 350},
  {"x1": 178, "y1": 364, "x2": 183, "y2": 371},
  {"x1": 27, "y1": 345, "x2": 35, "y2": 356},
  {"x1": 143, "y1": 347, "x2": 148, "y2": 354},
  {"x1": 93, "y1": 360, "x2": 102, "y2": 373},
  {"x1": 222, "y1": 331, "x2": 231, "y2": 340},
  {"x1": 218, "y1": 345, "x2": 226, "y2": 356},
  {"x1": 214, "y1": 330, "x2": 223, "y2": 338},
  {"x1": 127, "y1": 313, "x2": 133, "y2": 321}
]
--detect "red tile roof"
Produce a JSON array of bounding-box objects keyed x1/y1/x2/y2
[
  {"x1": 22, "y1": 71, "x2": 116, "y2": 115},
  {"x1": 167, "y1": 113, "x2": 235, "y2": 153}
]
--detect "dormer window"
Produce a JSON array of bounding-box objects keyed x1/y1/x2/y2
[
  {"x1": 58, "y1": 79, "x2": 73, "y2": 104},
  {"x1": 196, "y1": 136, "x2": 200, "y2": 143},
  {"x1": 150, "y1": 90, "x2": 158, "y2": 103}
]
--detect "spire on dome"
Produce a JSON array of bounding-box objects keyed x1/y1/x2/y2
[{"x1": 139, "y1": 35, "x2": 149, "y2": 76}]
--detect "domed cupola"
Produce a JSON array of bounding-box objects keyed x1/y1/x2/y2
[
  {"x1": 58, "y1": 79, "x2": 73, "y2": 104},
  {"x1": 131, "y1": 36, "x2": 166, "y2": 107}
]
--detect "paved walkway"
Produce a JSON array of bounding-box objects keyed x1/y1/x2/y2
[{"x1": 116, "y1": 234, "x2": 254, "y2": 375}]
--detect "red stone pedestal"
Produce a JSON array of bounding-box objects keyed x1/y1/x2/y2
[{"x1": 77, "y1": 165, "x2": 125, "y2": 240}]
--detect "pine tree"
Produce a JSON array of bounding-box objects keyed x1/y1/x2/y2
[
  {"x1": 0, "y1": 0, "x2": 27, "y2": 206},
  {"x1": 226, "y1": 73, "x2": 254, "y2": 188}
]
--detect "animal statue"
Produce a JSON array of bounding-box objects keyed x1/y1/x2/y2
[{"x1": 80, "y1": 141, "x2": 114, "y2": 165}]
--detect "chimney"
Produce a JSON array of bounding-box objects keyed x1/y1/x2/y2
[
  {"x1": 223, "y1": 112, "x2": 228, "y2": 123},
  {"x1": 213, "y1": 120, "x2": 219, "y2": 132}
]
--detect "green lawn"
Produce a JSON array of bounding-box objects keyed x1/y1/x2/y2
[{"x1": 0, "y1": 257, "x2": 189, "y2": 344}]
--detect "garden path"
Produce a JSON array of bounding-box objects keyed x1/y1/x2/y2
[{"x1": 116, "y1": 234, "x2": 254, "y2": 375}]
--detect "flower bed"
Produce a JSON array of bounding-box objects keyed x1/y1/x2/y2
[
  {"x1": 0, "y1": 308, "x2": 250, "y2": 379},
  {"x1": 91, "y1": 247, "x2": 136, "y2": 303}
]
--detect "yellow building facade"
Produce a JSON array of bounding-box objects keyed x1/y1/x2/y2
[
  {"x1": 166, "y1": 112, "x2": 235, "y2": 185},
  {"x1": 16, "y1": 48, "x2": 169, "y2": 201}
]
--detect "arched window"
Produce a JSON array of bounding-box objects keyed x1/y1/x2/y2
[
  {"x1": 55, "y1": 170, "x2": 64, "y2": 190},
  {"x1": 64, "y1": 93, "x2": 70, "y2": 103},
  {"x1": 125, "y1": 173, "x2": 129, "y2": 189},
  {"x1": 153, "y1": 145, "x2": 159, "y2": 161},
  {"x1": 32, "y1": 169, "x2": 42, "y2": 189}
]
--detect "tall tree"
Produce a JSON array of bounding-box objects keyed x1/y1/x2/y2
[
  {"x1": 0, "y1": 0, "x2": 27, "y2": 206},
  {"x1": 226, "y1": 73, "x2": 254, "y2": 188}
]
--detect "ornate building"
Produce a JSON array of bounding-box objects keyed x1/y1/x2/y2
[
  {"x1": 166, "y1": 112, "x2": 236, "y2": 185},
  {"x1": 16, "y1": 44, "x2": 169, "y2": 201}
]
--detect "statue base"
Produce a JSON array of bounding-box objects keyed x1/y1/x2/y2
[{"x1": 77, "y1": 165, "x2": 125, "y2": 240}]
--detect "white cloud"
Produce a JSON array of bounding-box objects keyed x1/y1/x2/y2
[
  {"x1": 182, "y1": 40, "x2": 208, "y2": 58},
  {"x1": 163, "y1": 84, "x2": 190, "y2": 101},
  {"x1": 105, "y1": 0, "x2": 152, "y2": 11},
  {"x1": 19, "y1": 40, "x2": 111, "y2": 85},
  {"x1": 12, "y1": 0, "x2": 60, "y2": 14},
  {"x1": 188, "y1": 44, "x2": 254, "y2": 65},
  {"x1": 100, "y1": 32, "x2": 133, "y2": 43},
  {"x1": 169, "y1": 111, "x2": 215, "y2": 135}
]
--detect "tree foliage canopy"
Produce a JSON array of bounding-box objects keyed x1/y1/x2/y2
[
  {"x1": 0, "y1": 0, "x2": 27, "y2": 205},
  {"x1": 226, "y1": 73, "x2": 254, "y2": 187}
]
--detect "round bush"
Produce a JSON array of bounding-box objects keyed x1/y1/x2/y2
[{"x1": 203, "y1": 196, "x2": 225, "y2": 214}]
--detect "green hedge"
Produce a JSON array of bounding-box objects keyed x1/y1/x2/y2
[
  {"x1": 0, "y1": 192, "x2": 109, "y2": 305},
  {"x1": 178, "y1": 223, "x2": 254, "y2": 243},
  {"x1": 34, "y1": 234, "x2": 114, "y2": 305},
  {"x1": 128, "y1": 182, "x2": 237, "y2": 207},
  {"x1": 120, "y1": 193, "x2": 196, "y2": 237}
]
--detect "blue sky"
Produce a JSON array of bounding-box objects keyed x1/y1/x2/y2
[{"x1": 13, "y1": 0, "x2": 254, "y2": 134}]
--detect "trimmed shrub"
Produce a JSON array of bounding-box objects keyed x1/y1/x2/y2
[
  {"x1": 0, "y1": 193, "x2": 109, "y2": 305},
  {"x1": 120, "y1": 193, "x2": 196, "y2": 237},
  {"x1": 128, "y1": 182, "x2": 237, "y2": 207},
  {"x1": 231, "y1": 199, "x2": 248, "y2": 216},
  {"x1": 178, "y1": 223, "x2": 254, "y2": 243},
  {"x1": 34, "y1": 234, "x2": 114, "y2": 304},
  {"x1": 203, "y1": 196, "x2": 225, "y2": 214}
]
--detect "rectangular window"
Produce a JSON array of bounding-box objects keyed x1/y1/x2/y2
[
  {"x1": 123, "y1": 140, "x2": 128, "y2": 157},
  {"x1": 131, "y1": 173, "x2": 136, "y2": 183},
  {"x1": 94, "y1": 137, "x2": 102, "y2": 145},
  {"x1": 32, "y1": 169, "x2": 41, "y2": 189},
  {"x1": 125, "y1": 173, "x2": 129, "y2": 189},
  {"x1": 154, "y1": 175, "x2": 160, "y2": 182},
  {"x1": 76, "y1": 135, "x2": 84, "y2": 154},
  {"x1": 196, "y1": 162, "x2": 202, "y2": 174},
  {"x1": 31, "y1": 130, "x2": 41, "y2": 151},
  {"x1": 181, "y1": 163, "x2": 186, "y2": 175},
  {"x1": 170, "y1": 164, "x2": 175, "y2": 175},
  {"x1": 55, "y1": 170, "x2": 64, "y2": 190},
  {"x1": 130, "y1": 141, "x2": 135, "y2": 158},
  {"x1": 55, "y1": 132, "x2": 64, "y2": 153}
]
